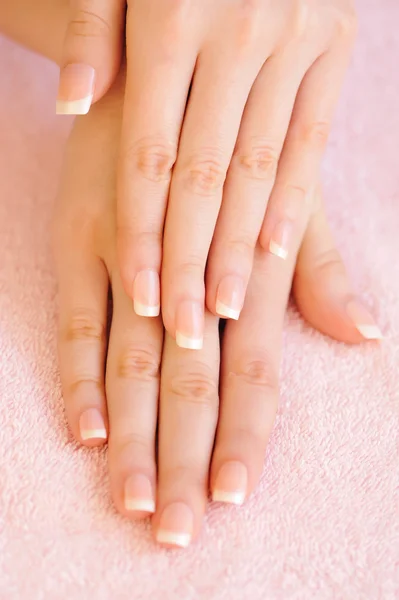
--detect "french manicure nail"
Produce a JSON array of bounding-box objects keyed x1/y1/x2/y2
[
  {"x1": 176, "y1": 301, "x2": 204, "y2": 350},
  {"x1": 212, "y1": 461, "x2": 247, "y2": 505},
  {"x1": 216, "y1": 275, "x2": 245, "y2": 320},
  {"x1": 79, "y1": 408, "x2": 107, "y2": 441},
  {"x1": 124, "y1": 474, "x2": 155, "y2": 513},
  {"x1": 56, "y1": 63, "x2": 95, "y2": 115},
  {"x1": 269, "y1": 220, "x2": 293, "y2": 260},
  {"x1": 133, "y1": 270, "x2": 160, "y2": 317},
  {"x1": 156, "y1": 502, "x2": 194, "y2": 548},
  {"x1": 346, "y1": 299, "x2": 383, "y2": 340}
]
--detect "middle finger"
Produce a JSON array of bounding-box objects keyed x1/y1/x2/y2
[
  {"x1": 153, "y1": 314, "x2": 220, "y2": 547},
  {"x1": 161, "y1": 8, "x2": 273, "y2": 349}
]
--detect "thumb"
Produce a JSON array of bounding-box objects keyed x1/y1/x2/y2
[
  {"x1": 56, "y1": 0, "x2": 125, "y2": 115},
  {"x1": 293, "y1": 187, "x2": 383, "y2": 344}
]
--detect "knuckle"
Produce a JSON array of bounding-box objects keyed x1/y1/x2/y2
[
  {"x1": 175, "y1": 259, "x2": 204, "y2": 281},
  {"x1": 180, "y1": 152, "x2": 226, "y2": 196},
  {"x1": 312, "y1": 248, "x2": 345, "y2": 278},
  {"x1": 68, "y1": 8, "x2": 111, "y2": 39},
  {"x1": 225, "y1": 236, "x2": 255, "y2": 262},
  {"x1": 337, "y1": 8, "x2": 358, "y2": 41},
  {"x1": 111, "y1": 431, "x2": 153, "y2": 457},
  {"x1": 291, "y1": 0, "x2": 311, "y2": 39},
  {"x1": 69, "y1": 376, "x2": 103, "y2": 395},
  {"x1": 232, "y1": 354, "x2": 279, "y2": 392},
  {"x1": 117, "y1": 346, "x2": 160, "y2": 381},
  {"x1": 234, "y1": 0, "x2": 262, "y2": 51},
  {"x1": 122, "y1": 138, "x2": 176, "y2": 183},
  {"x1": 154, "y1": 1, "x2": 191, "y2": 61},
  {"x1": 165, "y1": 0, "x2": 191, "y2": 17},
  {"x1": 300, "y1": 120, "x2": 330, "y2": 150},
  {"x1": 161, "y1": 464, "x2": 206, "y2": 487},
  {"x1": 235, "y1": 140, "x2": 279, "y2": 181},
  {"x1": 64, "y1": 310, "x2": 106, "y2": 343},
  {"x1": 170, "y1": 371, "x2": 218, "y2": 408},
  {"x1": 117, "y1": 225, "x2": 162, "y2": 253}
]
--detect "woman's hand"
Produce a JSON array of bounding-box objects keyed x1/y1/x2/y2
[
  {"x1": 57, "y1": 0, "x2": 358, "y2": 349},
  {"x1": 55, "y1": 65, "x2": 380, "y2": 547}
]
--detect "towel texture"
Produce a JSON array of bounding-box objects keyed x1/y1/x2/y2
[{"x1": 0, "y1": 2, "x2": 398, "y2": 598}]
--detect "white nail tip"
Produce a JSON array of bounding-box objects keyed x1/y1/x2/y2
[
  {"x1": 269, "y1": 241, "x2": 288, "y2": 260},
  {"x1": 216, "y1": 301, "x2": 240, "y2": 321},
  {"x1": 134, "y1": 301, "x2": 160, "y2": 318},
  {"x1": 212, "y1": 490, "x2": 246, "y2": 506},
  {"x1": 176, "y1": 333, "x2": 203, "y2": 350},
  {"x1": 56, "y1": 95, "x2": 93, "y2": 115},
  {"x1": 125, "y1": 498, "x2": 155, "y2": 513},
  {"x1": 356, "y1": 324, "x2": 383, "y2": 340},
  {"x1": 156, "y1": 530, "x2": 191, "y2": 548},
  {"x1": 80, "y1": 428, "x2": 107, "y2": 441}
]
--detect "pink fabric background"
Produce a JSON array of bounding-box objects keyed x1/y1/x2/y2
[{"x1": 0, "y1": 2, "x2": 398, "y2": 598}]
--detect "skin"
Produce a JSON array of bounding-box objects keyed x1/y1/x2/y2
[
  {"x1": 57, "y1": 0, "x2": 358, "y2": 348},
  {"x1": 55, "y1": 72, "x2": 367, "y2": 546},
  {"x1": 0, "y1": 0, "x2": 375, "y2": 547}
]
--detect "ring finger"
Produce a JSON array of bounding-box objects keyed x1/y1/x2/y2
[
  {"x1": 161, "y1": 13, "x2": 272, "y2": 349},
  {"x1": 209, "y1": 189, "x2": 312, "y2": 504},
  {"x1": 153, "y1": 315, "x2": 220, "y2": 547},
  {"x1": 205, "y1": 45, "x2": 317, "y2": 320}
]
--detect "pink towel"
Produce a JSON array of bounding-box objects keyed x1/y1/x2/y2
[{"x1": 0, "y1": 2, "x2": 398, "y2": 597}]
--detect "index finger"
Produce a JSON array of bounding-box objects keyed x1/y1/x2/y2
[{"x1": 117, "y1": 2, "x2": 199, "y2": 315}]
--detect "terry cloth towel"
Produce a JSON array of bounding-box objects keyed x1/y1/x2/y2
[{"x1": 0, "y1": 1, "x2": 398, "y2": 598}]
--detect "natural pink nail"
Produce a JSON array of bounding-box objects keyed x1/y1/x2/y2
[
  {"x1": 346, "y1": 300, "x2": 383, "y2": 340},
  {"x1": 176, "y1": 301, "x2": 204, "y2": 350},
  {"x1": 156, "y1": 502, "x2": 194, "y2": 548},
  {"x1": 79, "y1": 408, "x2": 107, "y2": 441},
  {"x1": 269, "y1": 220, "x2": 294, "y2": 260},
  {"x1": 133, "y1": 270, "x2": 160, "y2": 317},
  {"x1": 56, "y1": 63, "x2": 95, "y2": 115},
  {"x1": 213, "y1": 461, "x2": 247, "y2": 505},
  {"x1": 124, "y1": 474, "x2": 155, "y2": 514},
  {"x1": 216, "y1": 276, "x2": 245, "y2": 320}
]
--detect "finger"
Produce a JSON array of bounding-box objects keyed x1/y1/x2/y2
[
  {"x1": 153, "y1": 314, "x2": 220, "y2": 547},
  {"x1": 56, "y1": 0, "x2": 125, "y2": 115},
  {"x1": 294, "y1": 187, "x2": 383, "y2": 343},
  {"x1": 56, "y1": 247, "x2": 109, "y2": 447},
  {"x1": 161, "y1": 40, "x2": 264, "y2": 349},
  {"x1": 259, "y1": 35, "x2": 355, "y2": 255},
  {"x1": 210, "y1": 190, "x2": 312, "y2": 504},
  {"x1": 106, "y1": 271, "x2": 163, "y2": 519},
  {"x1": 117, "y1": 2, "x2": 200, "y2": 316},
  {"x1": 205, "y1": 47, "x2": 314, "y2": 320}
]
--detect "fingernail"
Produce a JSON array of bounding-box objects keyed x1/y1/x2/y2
[
  {"x1": 133, "y1": 270, "x2": 160, "y2": 317},
  {"x1": 216, "y1": 276, "x2": 245, "y2": 320},
  {"x1": 79, "y1": 408, "x2": 107, "y2": 441},
  {"x1": 346, "y1": 300, "x2": 383, "y2": 340},
  {"x1": 269, "y1": 220, "x2": 293, "y2": 260},
  {"x1": 212, "y1": 461, "x2": 247, "y2": 505},
  {"x1": 124, "y1": 474, "x2": 155, "y2": 513},
  {"x1": 156, "y1": 502, "x2": 194, "y2": 548},
  {"x1": 56, "y1": 63, "x2": 95, "y2": 115},
  {"x1": 176, "y1": 301, "x2": 204, "y2": 350}
]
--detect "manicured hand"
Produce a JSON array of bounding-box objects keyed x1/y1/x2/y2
[
  {"x1": 55, "y1": 65, "x2": 381, "y2": 547},
  {"x1": 57, "y1": 1, "x2": 358, "y2": 348}
]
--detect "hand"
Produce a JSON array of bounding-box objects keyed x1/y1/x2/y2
[
  {"x1": 55, "y1": 67, "x2": 380, "y2": 547},
  {"x1": 57, "y1": 0, "x2": 358, "y2": 349}
]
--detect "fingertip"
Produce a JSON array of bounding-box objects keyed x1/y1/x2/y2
[
  {"x1": 58, "y1": 0, "x2": 125, "y2": 109},
  {"x1": 293, "y1": 273, "x2": 381, "y2": 345},
  {"x1": 77, "y1": 407, "x2": 108, "y2": 446},
  {"x1": 212, "y1": 275, "x2": 246, "y2": 321}
]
